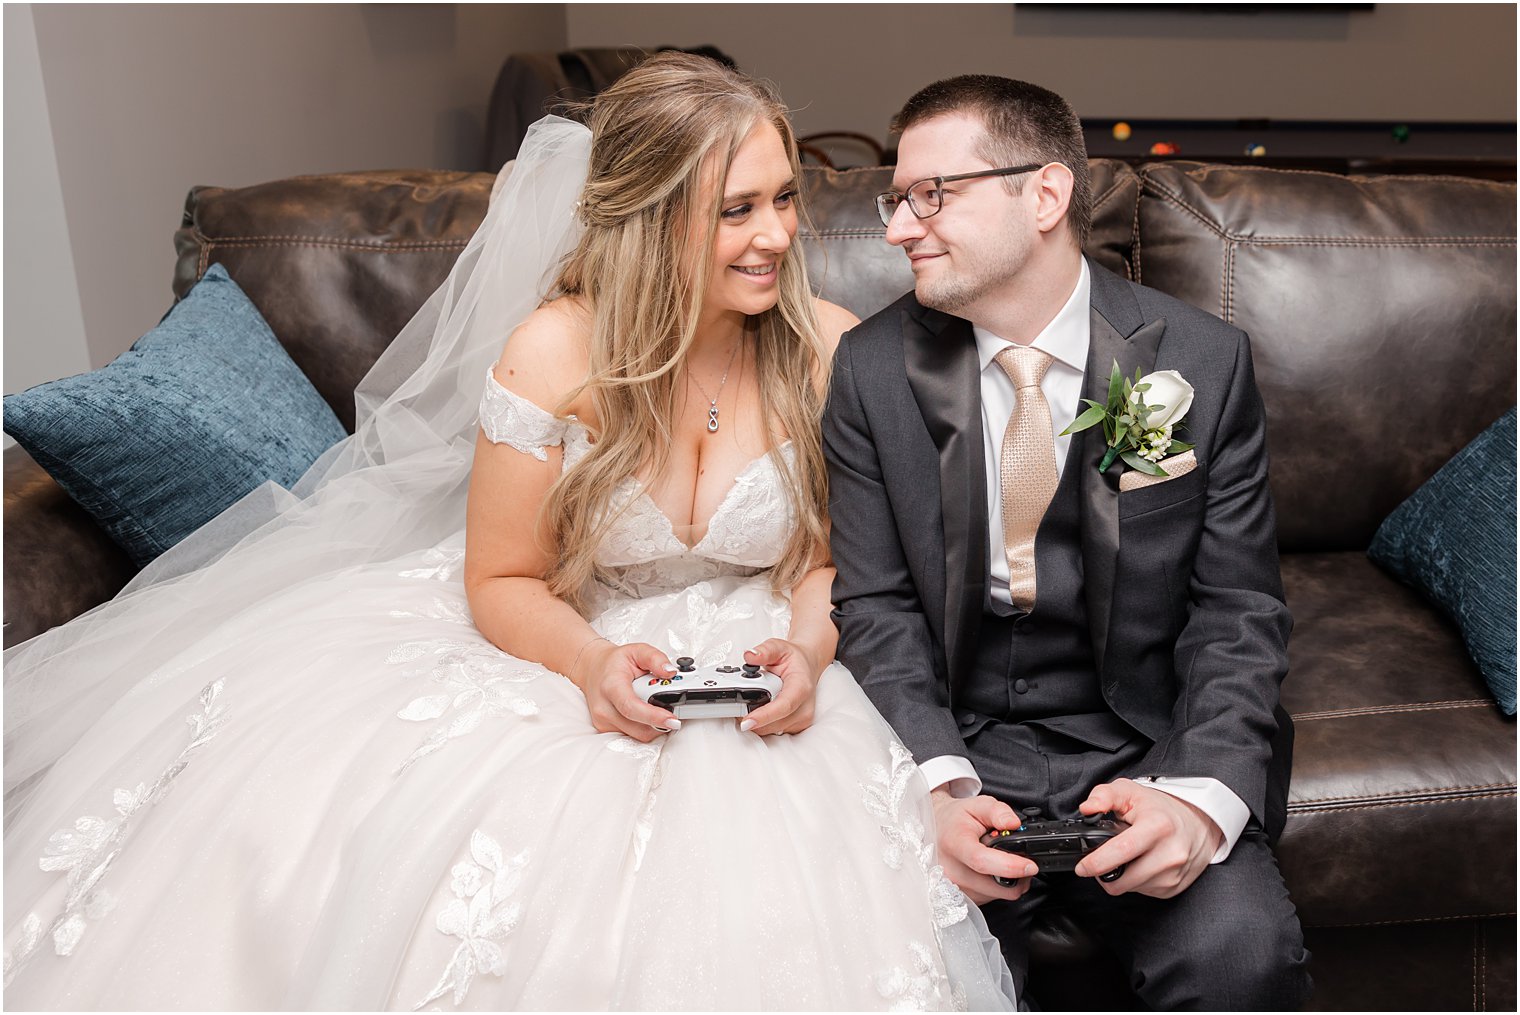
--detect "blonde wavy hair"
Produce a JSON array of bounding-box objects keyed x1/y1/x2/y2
[{"x1": 542, "y1": 52, "x2": 830, "y2": 609}]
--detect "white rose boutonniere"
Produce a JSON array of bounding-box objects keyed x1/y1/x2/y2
[{"x1": 1060, "y1": 360, "x2": 1195, "y2": 476}]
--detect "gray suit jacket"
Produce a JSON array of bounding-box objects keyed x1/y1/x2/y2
[{"x1": 823, "y1": 260, "x2": 1294, "y2": 839}]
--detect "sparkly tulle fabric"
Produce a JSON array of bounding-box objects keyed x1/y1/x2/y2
[{"x1": 1, "y1": 375, "x2": 1014, "y2": 1011}]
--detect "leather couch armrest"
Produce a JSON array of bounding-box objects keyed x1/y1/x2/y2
[{"x1": 3, "y1": 445, "x2": 137, "y2": 648}]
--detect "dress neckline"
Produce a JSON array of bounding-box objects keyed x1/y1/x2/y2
[{"x1": 565, "y1": 422, "x2": 792, "y2": 555}]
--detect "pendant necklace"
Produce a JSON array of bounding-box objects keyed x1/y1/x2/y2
[{"x1": 688, "y1": 337, "x2": 742, "y2": 434}]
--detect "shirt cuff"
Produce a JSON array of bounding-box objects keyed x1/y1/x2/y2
[
  {"x1": 1138, "y1": 776, "x2": 1250, "y2": 863},
  {"x1": 919, "y1": 755, "x2": 982, "y2": 798}
]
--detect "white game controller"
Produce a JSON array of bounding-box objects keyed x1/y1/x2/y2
[{"x1": 632, "y1": 657, "x2": 783, "y2": 719}]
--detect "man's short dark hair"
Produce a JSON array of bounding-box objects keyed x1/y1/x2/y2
[{"x1": 892, "y1": 76, "x2": 1092, "y2": 249}]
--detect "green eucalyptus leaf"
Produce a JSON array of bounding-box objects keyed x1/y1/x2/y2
[
  {"x1": 1107, "y1": 362, "x2": 1124, "y2": 409},
  {"x1": 1059, "y1": 405, "x2": 1108, "y2": 435}
]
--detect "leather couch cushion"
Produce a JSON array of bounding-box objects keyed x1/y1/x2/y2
[
  {"x1": 2, "y1": 445, "x2": 137, "y2": 648},
  {"x1": 175, "y1": 171, "x2": 494, "y2": 432},
  {"x1": 1276, "y1": 551, "x2": 1516, "y2": 927},
  {"x1": 1134, "y1": 163, "x2": 1517, "y2": 554}
]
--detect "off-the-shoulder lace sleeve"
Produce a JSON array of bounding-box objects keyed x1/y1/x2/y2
[{"x1": 478, "y1": 366, "x2": 569, "y2": 461}]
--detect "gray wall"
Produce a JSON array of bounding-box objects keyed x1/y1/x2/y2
[
  {"x1": 5, "y1": 3, "x2": 566, "y2": 395},
  {"x1": 567, "y1": 3, "x2": 1516, "y2": 137}
]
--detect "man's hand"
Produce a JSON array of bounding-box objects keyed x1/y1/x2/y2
[
  {"x1": 931, "y1": 789, "x2": 1037, "y2": 905},
  {"x1": 1074, "y1": 778, "x2": 1224, "y2": 898}
]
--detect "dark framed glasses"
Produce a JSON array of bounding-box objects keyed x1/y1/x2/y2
[{"x1": 874, "y1": 164, "x2": 1045, "y2": 227}]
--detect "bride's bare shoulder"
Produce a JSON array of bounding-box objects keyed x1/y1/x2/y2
[
  {"x1": 491, "y1": 296, "x2": 593, "y2": 414},
  {"x1": 812, "y1": 298, "x2": 860, "y2": 357}
]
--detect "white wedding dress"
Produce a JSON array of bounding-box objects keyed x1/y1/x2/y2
[{"x1": 2, "y1": 116, "x2": 1014, "y2": 1011}]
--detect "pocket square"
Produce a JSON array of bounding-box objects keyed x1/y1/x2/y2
[{"x1": 1119, "y1": 449, "x2": 1198, "y2": 492}]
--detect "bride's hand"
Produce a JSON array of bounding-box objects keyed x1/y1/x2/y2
[
  {"x1": 738, "y1": 639, "x2": 822, "y2": 736},
  {"x1": 572, "y1": 639, "x2": 679, "y2": 743}
]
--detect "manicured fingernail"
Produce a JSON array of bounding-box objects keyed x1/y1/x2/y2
[
  {"x1": 739, "y1": 719, "x2": 757, "y2": 732},
  {"x1": 1023, "y1": 864, "x2": 1038, "y2": 877},
  {"x1": 664, "y1": 718, "x2": 681, "y2": 730}
]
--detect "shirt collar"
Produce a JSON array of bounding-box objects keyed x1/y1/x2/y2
[{"x1": 973, "y1": 257, "x2": 1091, "y2": 374}]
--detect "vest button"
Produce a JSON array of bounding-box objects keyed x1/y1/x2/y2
[
  {"x1": 958, "y1": 712, "x2": 978, "y2": 727},
  {"x1": 1013, "y1": 678, "x2": 1030, "y2": 694}
]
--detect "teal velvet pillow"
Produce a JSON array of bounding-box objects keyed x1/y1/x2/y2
[
  {"x1": 1369, "y1": 408, "x2": 1517, "y2": 715},
  {"x1": 4, "y1": 265, "x2": 346, "y2": 568}
]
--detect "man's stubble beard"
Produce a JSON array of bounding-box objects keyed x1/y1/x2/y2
[{"x1": 913, "y1": 233, "x2": 1028, "y2": 318}]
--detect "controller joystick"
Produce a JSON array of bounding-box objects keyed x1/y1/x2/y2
[{"x1": 982, "y1": 812, "x2": 1128, "y2": 885}]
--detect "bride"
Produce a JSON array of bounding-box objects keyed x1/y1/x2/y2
[{"x1": 3, "y1": 53, "x2": 1013, "y2": 1010}]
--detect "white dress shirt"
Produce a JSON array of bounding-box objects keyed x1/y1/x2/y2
[{"x1": 916, "y1": 260, "x2": 1248, "y2": 864}]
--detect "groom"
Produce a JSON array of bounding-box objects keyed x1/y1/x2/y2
[{"x1": 824, "y1": 76, "x2": 1311, "y2": 1009}]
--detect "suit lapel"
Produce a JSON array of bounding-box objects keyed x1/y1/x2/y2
[
  {"x1": 902, "y1": 305, "x2": 986, "y2": 700},
  {"x1": 1081, "y1": 262, "x2": 1165, "y2": 680}
]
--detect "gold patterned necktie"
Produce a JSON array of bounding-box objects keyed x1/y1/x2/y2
[{"x1": 994, "y1": 345, "x2": 1058, "y2": 612}]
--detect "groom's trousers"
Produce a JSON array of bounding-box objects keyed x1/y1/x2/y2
[{"x1": 967, "y1": 718, "x2": 1312, "y2": 1011}]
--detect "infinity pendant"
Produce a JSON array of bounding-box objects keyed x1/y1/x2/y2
[{"x1": 707, "y1": 404, "x2": 720, "y2": 433}]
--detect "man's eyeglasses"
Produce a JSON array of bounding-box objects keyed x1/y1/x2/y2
[{"x1": 874, "y1": 164, "x2": 1044, "y2": 227}]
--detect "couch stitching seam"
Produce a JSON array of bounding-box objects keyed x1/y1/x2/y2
[
  {"x1": 1090, "y1": 178, "x2": 1128, "y2": 217},
  {"x1": 1179, "y1": 163, "x2": 1516, "y2": 189},
  {"x1": 803, "y1": 230, "x2": 888, "y2": 239},
  {"x1": 1474, "y1": 921, "x2": 1482, "y2": 1010},
  {"x1": 1292, "y1": 699, "x2": 1493, "y2": 720},
  {"x1": 1310, "y1": 911, "x2": 1516, "y2": 930},
  {"x1": 198, "y1": 237, "x2": 470, "y2": 252},
  {"x1": 1131, "y1": 185, "x2": 1144, "y2": 285},
  {"x1": 1141, "y1": 182, "x2": 1230, "y2": 239},
  {"x1": 1290, "y1": 788, "x2": 1515, "y2": 811},
  {"x1": 1224, "y1": 240, "x2": 1236, "y2": 323},
  {"x1": 1244, "y1": 237, "x2": 1515, "y2": 248}
]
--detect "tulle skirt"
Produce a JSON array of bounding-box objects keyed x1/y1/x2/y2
[{"x1": 3, "y1": 534, "x2": 1012, "y2": 1010}]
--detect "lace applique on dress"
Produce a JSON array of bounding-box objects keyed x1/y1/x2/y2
[
  {"x1": 4, "y1": 681, "x2": 230, "y2": 985},
  {"x1": 478, "y1": 367, "x2": 570, "y2": 461},
  {"x1": 414, "y1": 829, "x2": 529, "y2": 1010},
  {"x1": 388, "y1": 639, "x2": 541, "y2": 772},
  {"x1": 860, "y1": 739, "x2": 967, "y2": 1011}
]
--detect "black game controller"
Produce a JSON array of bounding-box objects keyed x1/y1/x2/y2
[{"x1": 981, "y1": 808, "x2": 1128, "y2": 885}]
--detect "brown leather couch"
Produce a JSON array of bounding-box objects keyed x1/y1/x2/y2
[{"x1": 5, "y1": 160, "x2": 1515, "y2": 1010}]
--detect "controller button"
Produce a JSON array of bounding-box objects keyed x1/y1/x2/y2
[
  {"x1": 717, "y1": 665, "x2": 739, "y2": 673},
  {"x1": 676, "y1": 656, "x2": 696, "y2": 671},
  {"x1": 1021, "y1": 806, "x2": 1042, "y2": 818}
]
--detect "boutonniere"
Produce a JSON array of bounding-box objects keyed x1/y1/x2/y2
[{"x1": 1060, "y1": 361, "x2": 1195, "y2": 476}]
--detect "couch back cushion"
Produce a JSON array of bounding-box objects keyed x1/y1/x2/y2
[
  {"x1": 1134, "y1": 163, "x2": 1516, "y2": 551},
  {"x1": 175, "y1": 171, "x2": 493, "y2": 432},
  {"x1": 175, "y1": 160, "x2": 1143, "y2": 431},
  {"x1": 177, "y1": 159, "x2": 1516, "y2": 551}
]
